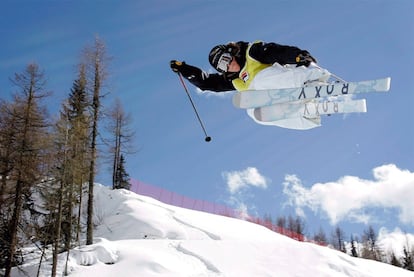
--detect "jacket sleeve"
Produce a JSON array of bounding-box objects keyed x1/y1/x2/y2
[
  {"x1": 178, "y1": 63, "x2": 235, "y2": 92},
  {"x1": 249, "y1": 41, "x2": 305, "y2": 65}
]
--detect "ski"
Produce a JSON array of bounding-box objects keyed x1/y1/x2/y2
[
  {"x1": 253, "y1": 98, "x2": 367, "y2": 122},
  {"x1": 233, "y1": 77, "x2": 391, "y2": 109}
]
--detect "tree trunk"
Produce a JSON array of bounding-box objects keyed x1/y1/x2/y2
[
  {"x1": 51, "y1": 180, "x2": 64, "y2": 277},
  {"x1": 86, "y1": 50, "x2": 101, "y2": 245}
]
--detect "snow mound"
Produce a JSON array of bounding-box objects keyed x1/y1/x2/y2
[
  {"x1": 92, "y1": 184, "x2": 283, "y2": 242},
  {"x1": 71, "y1": 238, "x2": 119, "y2": 266},
  {"x1": 12, "y1": 184, "x2": 414, "y2": 277}
]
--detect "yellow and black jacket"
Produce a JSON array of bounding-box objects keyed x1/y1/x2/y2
[{"x1": 179, "y1": 41, "x2": 307, "y2": 92}]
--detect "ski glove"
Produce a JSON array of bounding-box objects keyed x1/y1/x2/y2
[
  {"x1": 170, "y1": 60, "x2": 185, "y2": 73},
  {"x1": 170, "y1": 60, "x2": 200, "y2": 80},
  {"x1": 295, "y1": 51, "x2": 317, "y2": 67}
]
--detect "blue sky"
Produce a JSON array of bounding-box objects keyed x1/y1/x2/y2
[{"x1": 1, "y1": 0, "x2": 413, "y2": 237}]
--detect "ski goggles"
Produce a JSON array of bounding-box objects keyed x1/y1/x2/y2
[{"x1": 216, "y1": 52, "x2": 232, "y2": 72}]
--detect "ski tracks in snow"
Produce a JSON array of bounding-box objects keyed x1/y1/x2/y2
[
  {"x1": 172, "y1": 215, "x2": 221, "y2": 240},
  {"x1": 171, "y1": 241, "x2": 223, "y2": 276}
]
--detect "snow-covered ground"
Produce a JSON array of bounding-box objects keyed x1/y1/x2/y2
[{"x1": 12, "y1": 184, "x2": 414, "y2": 276}]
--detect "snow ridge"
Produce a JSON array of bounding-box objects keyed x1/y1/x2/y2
[{"x1": 11, "y1": 184, "x2": 414, "y2": 277}]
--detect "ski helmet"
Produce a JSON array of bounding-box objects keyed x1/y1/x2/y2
[{"x1": 209, "y1": 44, "x2": 241, "y2": 73}]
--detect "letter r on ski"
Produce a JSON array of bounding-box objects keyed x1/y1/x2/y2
[{"x1": 342, "y1": 83, "x2": 349, "y2": 94}]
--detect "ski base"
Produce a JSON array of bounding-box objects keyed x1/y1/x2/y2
[
  {"x1": 233, "y1": 77, "x2": 391, "y2": 109},
  {"x1": 253, "y1": 98, "x2": 367, "y2": 122}
]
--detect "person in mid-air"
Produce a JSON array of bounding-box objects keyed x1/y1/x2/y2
[
  {"x1": 170, "y1": 40, "x2": 331, "y2": 129},
  {"x1": 170, "y1": 40, "x2": 330, "y2": 93}
]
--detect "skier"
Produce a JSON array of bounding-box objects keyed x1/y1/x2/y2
[{"x1": 170, "y1": 41, "x2": 331, "y2": 129}]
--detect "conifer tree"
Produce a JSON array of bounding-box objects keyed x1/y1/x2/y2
[
  {"x1": 360, "y1": 226, "x2": 382, "y2": 261},
  {"x1": 390, "y1": 251, "x2": 402, "y2": 268},
  {"x1": 402, "y1": 246, "x2": 414, "y2": 271},
  {"x1": 107, "y1": 98, "x2": 135, "y2": 190},
  {"x1": 82, "y1": 37, "x2": 109, "y2": 245},
  {"x1": 331, "y1": 226, "x2": 346, "y2": 253},
  {"x1": 4, "y1": 63, "x2": 50, "y2": 277},
  {"x1": 350, "y1": 235, "x2": 359, "y2": 257},
  {"x1": 46, "y1": 66, "x2": 91, "y2": 275},
  {"x1": 0, "y1": 101, "x2": 18, "y2": 270},
  {"x1": 114, "y1": 154, "x2": 130, "y2": 190},
  {"x1": 50, "y1": 105, "x2": 71, "y2": 277},
  {"x1": 67, "y1": 64, "x2": 91, "y2": 244},
  {"x1": 313, "y1": 227, "x2": 328, "y2": 245},
  {"x1": 276, "y1": 215, "x2": 287, "y2": 234}
]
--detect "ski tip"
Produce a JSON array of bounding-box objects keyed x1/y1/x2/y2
[
  {"x1": 360, "y1": 99, "x2": 367, "y2": 113},
  {"x1": 385, "y1": 77, "x2": 391, "y2": 91},
  {"x1": 253, "y1": 108, "x2": 263, "y2": 121}
]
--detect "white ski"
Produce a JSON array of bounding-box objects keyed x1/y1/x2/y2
[
  {"x1": 233, "y1": 77, "x2": 391, "y2": 109},
  {"x1": 253, "y1": 98, "x2": 367, "y2": 122}
]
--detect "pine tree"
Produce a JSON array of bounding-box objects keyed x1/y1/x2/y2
[
  {"x1": 0, "y1": 101, "x2": 19, "y2": 268},
  {"x1": 350, "y1": 235, "x2": 359, "y2": 257},
  {"x1": 286, "y1": 215, "x2": 305, "y2": 240},
  {"x1": 313, "y1": 227, "x2": 327, "y2": 246},
  {"x1": 114, "y1": 154, "x2": 130, "y2": 190},
  {"x1": 67, "y1": 64, "x2": 91, "y2": 245},
  {"x1": 262, "y1": 214, "x2": 273, "y2": 229},
  {"x1": 331, "y1": 226, "x2": 346, "y2": 253},
  {"x1": 50, "y1": 106, "x2": 71, "y2": 277},
  {"x1": 4, "y1": 63, "x2": 51, "y2": 277},
  {"x1": 107, "y1": 98, "x2": 135, "y2": 190},
  {"x1": 275, "y1": 215, "x2": 287, "y2": 235},
  {"x1": 0, "y1": 101, "x2": 17, "y2": 212},
  {"x1": 390, "y1": 251, "x2": 402, "y2": 268},
  {"x1": 360, "y1": 225, "x2": 382, "y2": 261},
  {"x1": 46, "y1": 66, "x2": 91, "y2": 276},
  {"x1": 82, "y1": 37, "x2": 110, "y2": 245},
  {"x1": 402, "y1": 246, "x2": 414, "y2": 271}
]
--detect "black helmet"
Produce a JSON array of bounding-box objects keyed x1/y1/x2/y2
[{"x1": 208, "y1": 43, "x2": 240, "y2": 73}]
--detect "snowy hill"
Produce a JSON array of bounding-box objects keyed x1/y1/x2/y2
[{"x1": 13, "y1": 184, "x2": 414, "y2": 277}]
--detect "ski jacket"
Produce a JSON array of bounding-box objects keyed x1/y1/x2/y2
[{"x1": 180, "y1": 41, "x2": 307, "y2": 92}]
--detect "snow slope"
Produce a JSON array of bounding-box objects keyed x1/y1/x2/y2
[{"x1": 12, "y1": 184, "x2": 414, "y2": 277}]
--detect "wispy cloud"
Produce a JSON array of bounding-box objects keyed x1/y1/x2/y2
[
  {"x1": 222, "y1": 167, "x2": 268, "y2": 194},
  {"x1": 222, "y1": 167, "x2": 269, "y2": 218},
  {"x1": 282, "y1": 164, "x2": 414, "y2": 225}
]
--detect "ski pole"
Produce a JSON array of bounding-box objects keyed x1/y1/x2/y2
[
  {"x1": 313, "y1": 63, "x2": 347, "y2": 83},
  {"x1": 177, "y1": 73, "x2": 212, "y2": 142}
]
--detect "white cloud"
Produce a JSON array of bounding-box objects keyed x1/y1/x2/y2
[
  {"x1": 377, "y1": 227, "x2": 414, "y2": 259},
  {"x1": 226, "y1": 196, "x2": 251, "y2": 220},
  {"x1": 222, "y1": 167, "x2": 268, "y2": 218},
  {"x1": 222, "y1": 167, "x2": 268, "y2": 194},
  {"x1": 282, "y1": 164, "x2": 414, "y2": 225}
]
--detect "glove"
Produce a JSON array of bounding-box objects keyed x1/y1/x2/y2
[
  {"x1": 295, "y1": 51, "x2": 317, "y2": 67},
  {"x1": 170, "y1": 60, "x2": 185, "y2": 73},
  {"x1": 170, "y1": 60, "x2": 199, "y2": 79}
]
